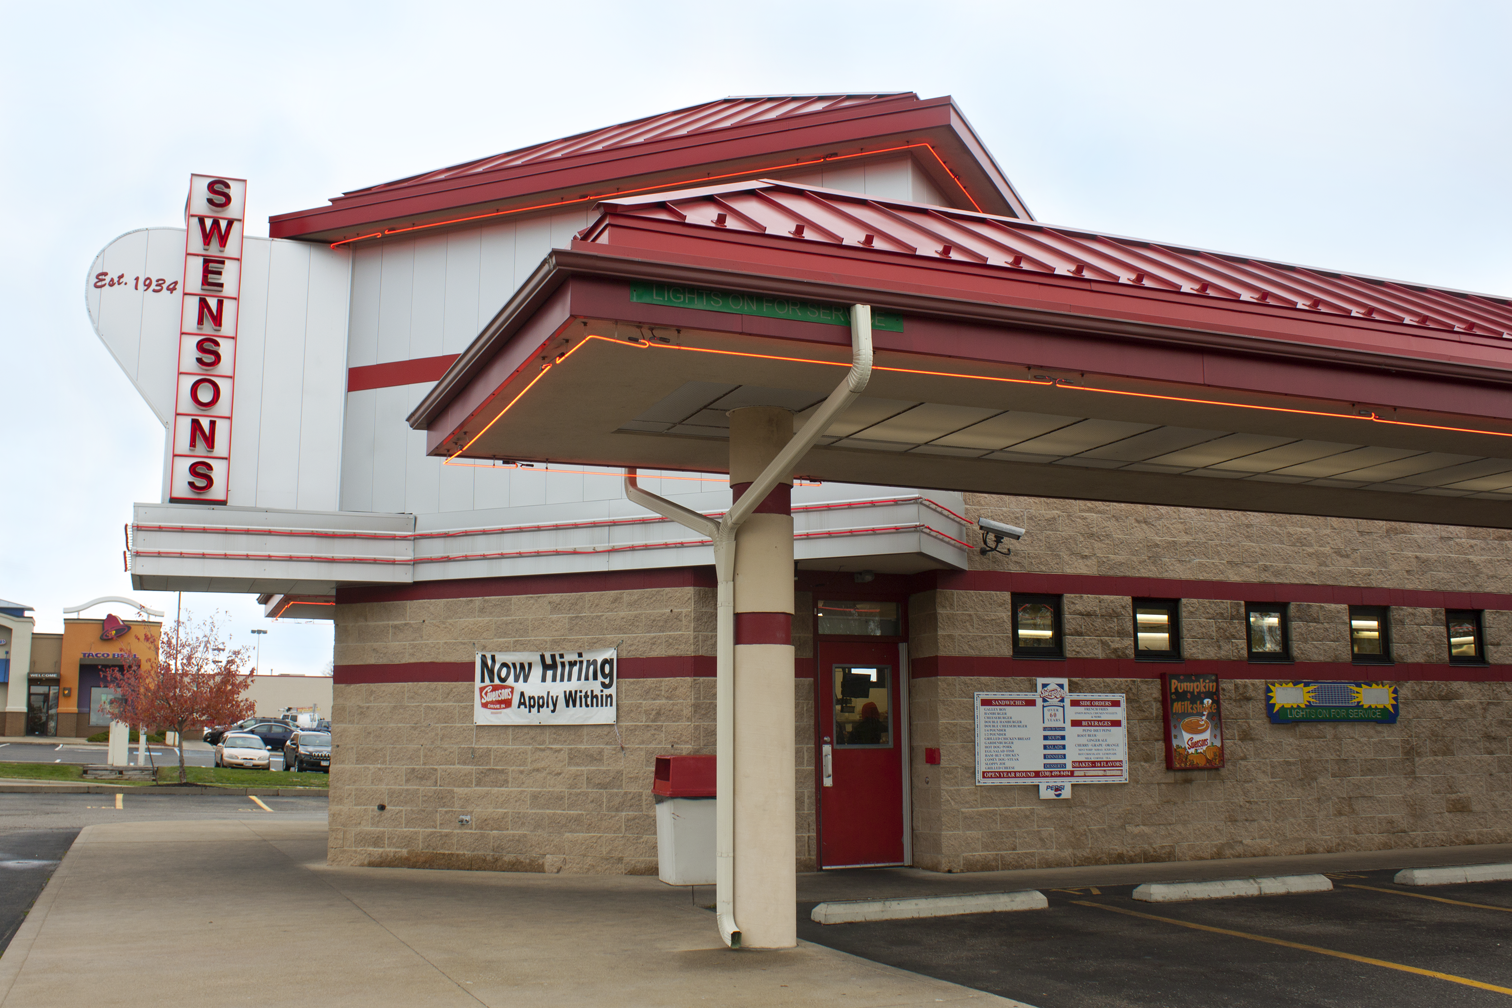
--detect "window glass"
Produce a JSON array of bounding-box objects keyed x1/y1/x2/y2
[
  {"x1": 1246, "y1": 604, "x2": 1289, "y2": 661},
  {"x1": 1447, "y1": 610, "x2": 1483, "y2": 662},
  {"x1": 832, "y1": 665, "x2": 891, "y2": 747},
  {"x1": 816, "y1": 600, "x2": 900, "y2": 636},
  {"x1": 1011, "y1": 595, "x2": 1063, "y2": 658},
  {"x1": 1134, "y1": 599, "x2": 1181, "y2": 659},
  {"x1": 1349, "y1": 606, "x2": 1391, "y2": 662}
]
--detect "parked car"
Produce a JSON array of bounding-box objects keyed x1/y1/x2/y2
[
  {"x1": 283, "y1": 730, "x2": 332, "y2": 773},
  {"x1": 215, "y1": 733, "x2": 270, "y2": 769},
  {"x1": 245, "y1": 721, "x2": 296, "y2": 753}
]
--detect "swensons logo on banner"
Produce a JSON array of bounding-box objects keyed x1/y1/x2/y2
[{"x1": 474, "y1": 649, "x2": 617, "y2": 726}]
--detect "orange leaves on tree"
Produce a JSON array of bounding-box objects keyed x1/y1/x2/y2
[{"x1": 101, "y1": 611, "x2": 256, "y2": 783}]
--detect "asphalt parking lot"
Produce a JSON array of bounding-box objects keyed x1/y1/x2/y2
[{"x1": 799, "y1": 867, "x2": 1512, "y2": 1008}]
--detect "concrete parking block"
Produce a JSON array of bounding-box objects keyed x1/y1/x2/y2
[
  {"x1": 1394, "y1": 863, "x2": 1512, "y2": 886},
  {"x1": 1132, "y1": 874, "x2": 1333, "y2": 902},
  {"x1": 812, "y1": 890, "x2": 1048, "y2": 924}
]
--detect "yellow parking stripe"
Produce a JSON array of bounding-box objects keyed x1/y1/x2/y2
[
  {"x1": 114, "y1": 793, "x2": 122, "y2": 810},
  {"x1": 1072, "y1": 901, "x2": 1512, "y2": 997},
  {"x1": 1343, "y1": 884, "x2": 1512, "y2": 914},
  {"x1": 249, "y1": 796, "x2": 273, "y2": 812}
]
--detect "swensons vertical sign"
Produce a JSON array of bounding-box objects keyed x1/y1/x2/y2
[
  {"x1": 474, "y1": 649, "x2": 618, "y2": 725},
  {"x1": 170, "y1": 174, "x2": 245, "y2": 505}
]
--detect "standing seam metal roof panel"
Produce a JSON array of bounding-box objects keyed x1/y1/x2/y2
[
  {"x1": 348, "y1": 95, "x2": 916, "y2": 194},
  {"x1": 588, "y1": 180, "x2": 1512, "y2": 339}
]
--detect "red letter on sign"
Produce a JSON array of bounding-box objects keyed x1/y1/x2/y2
[
  {"x1": 187, "y1": 460, "x2": 215, "y2": 492},
  {"x1": 196, "y1": 298, "x2": 224, "y2": 329},
  {"x1": 189, "y1": 418, "x2": 217, "y2": 451},
  {"x1": 195, "y1": 337, "x2": 222, "y2": 369},
  {"x1": 197, "y1": 217, "x2": 235, "y2": 250},
  {"x1": 190, "y1": 377, "x2": 221, "y2": 409},
  {"x1": 200, "y1": 258, "x2": 226, "y2": 291},
  {"x1": 205, "y1": 179, "x2": 232, "y2": 209}
]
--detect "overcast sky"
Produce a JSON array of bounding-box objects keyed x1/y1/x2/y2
[{"x1": 2, "y1": 0, "x2": 1508, "y2": 671}]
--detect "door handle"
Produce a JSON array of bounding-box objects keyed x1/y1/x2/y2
[{"x1": 822, "y1": 742, "x2": 833, "y2": 787}]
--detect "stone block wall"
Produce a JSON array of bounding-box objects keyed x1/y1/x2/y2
[
  {"x1": 909, "y1": 674, "x2": 1512, "y2": 872},
  {"x1": 329, "y1": 582, "x2": 823, "y2": 873}
]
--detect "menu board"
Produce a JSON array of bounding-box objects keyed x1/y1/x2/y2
[{"x1": 974, "y1": 679, "x2": 1128, "y2": 785}]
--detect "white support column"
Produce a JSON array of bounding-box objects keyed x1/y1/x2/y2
[{"x1": 728, "y1": 405, "x2": 797, "y2": 950}]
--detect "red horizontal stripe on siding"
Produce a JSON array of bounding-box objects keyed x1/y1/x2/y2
[
  {"x1": 910, "y1": 654, "x2": 1512, "y2": 682},
  {"x1": 338, "y1": 567, "x2": 716, "y2": 605},
  {"x1": 334, "y1": 655, "x2": 717, "y2": 684},
  {"x1": 347, "y1": 354, "x2": 459, "y2": 392},
  {"x1": 915, "y1": 571, "x2": 1512, "y2": 612},
  {"x1": 735, "y1": 612, "x2": 792, "y2": 645}
]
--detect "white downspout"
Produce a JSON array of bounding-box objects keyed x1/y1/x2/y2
[{"x1": 622, "y1": 304, "x2": 874, "y2": 950}]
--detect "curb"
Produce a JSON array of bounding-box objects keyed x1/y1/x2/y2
[
  {"x1": 1394, "y1": 863, "x2": 1512, "y2": 886},
  {"x1": 1132, "y1": 874, "x2": 1333, "y2": 903},
  {"x1": 811, "y1": 890, "x2": 1047, "y2": 924},
  {"x1": 0, "y1": 783, "x2": 327, "y2": 796}
]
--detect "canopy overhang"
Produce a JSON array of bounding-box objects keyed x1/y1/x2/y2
[{"x1": 411, "y1": 184, "x2": 1512, "y2": 529}]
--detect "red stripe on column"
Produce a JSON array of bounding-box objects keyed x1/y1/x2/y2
[
  {"x1": 735, "y1": 612, "x2": 792, "y2": 645},
  {"x1": 347, "y1": 354, "x2": 460, "y2": 392},
  {"x1": 729, "y1": 482, "x2": 791, "y2": 515}
]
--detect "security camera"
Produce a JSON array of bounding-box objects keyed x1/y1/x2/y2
[
  {"x1": 978, "y1": 518, "x2": 1025, "y2": 541},
  {"x1": 977, "y1": 517, "x2": 1025, "y2": 556}
]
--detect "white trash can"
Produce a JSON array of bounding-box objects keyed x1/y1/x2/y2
[{"x1": 652, "y1": 755, "x2": 717, "y2": 886}]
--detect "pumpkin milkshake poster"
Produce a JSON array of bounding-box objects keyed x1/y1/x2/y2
[{"x1": 1162, "y1": 672, "x2": 1225, "y2": 770}]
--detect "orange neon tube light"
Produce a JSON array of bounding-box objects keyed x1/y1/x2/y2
[
  {"x1": 444, "y1": 334, "x2": 1512, "y2": 466},
  {"x1": 329, "y1": 143, "x2": 975, "y2": 249}
]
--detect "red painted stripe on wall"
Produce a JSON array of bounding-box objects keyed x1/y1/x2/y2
[
  {"x1": 347, "y1": 354, "x2": 460, "y2": 392},
  {"x1": 909, "y1": 654, "x2": 1512, "y2": 682},
  {"x1": 918, "y1": 571, "x2": 1512, "y2": 612},
  {"x1": 735, "y1": 612, "x2": 792, "y2": 645},
  {"x1": 335, "y1": 655, "x2": 717, "y2": 685},
  {"x1": 337, "y1": 567, "x2": 716, "y2": 605}
]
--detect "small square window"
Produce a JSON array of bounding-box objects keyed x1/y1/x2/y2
[
  {"x1": 1246, "y1": 603, "x2": 1290, "y2": 662},
  {"x1": 1349, "y1": 605, "x2": 1392, "y2": 664},
  {"x1": 1133, "y1": 599, "x2": 1181, "y2": 660},
  {"x1": 1012, "y1": 594, "x2": 1063, "y2": 659},
  {"x1": 1446, "y1": 610, "x2": 1486, "y2": 664}
]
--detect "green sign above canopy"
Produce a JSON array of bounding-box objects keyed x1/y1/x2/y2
[{"x1": 630, "y1": 282, "x2": 904, "y2": 332}]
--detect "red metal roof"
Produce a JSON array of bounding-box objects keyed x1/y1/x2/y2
[
  {"x1": 585, "y1": 180, "x2": 1512, "y2": 340},
  {"x1": 269, "y1": 94, "x2": 1031, "y2": 242},
  {"x1": 356, "y1": 95, "x2": 914, "y2": 193}
]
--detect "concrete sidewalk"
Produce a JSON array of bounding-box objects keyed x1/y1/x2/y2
[{"x1": 0, "y1": 820, "x2": 1025, "y2": 1008}]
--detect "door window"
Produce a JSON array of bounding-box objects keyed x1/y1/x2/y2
[{"x1": 832, "y1": 665, "x2": 891, "y2": 747}]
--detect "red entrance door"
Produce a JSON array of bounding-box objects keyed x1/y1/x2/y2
[{"x1": 816, "y1": 640, "x2": 906, "y2": 868}]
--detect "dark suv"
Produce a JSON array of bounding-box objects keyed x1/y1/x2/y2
[{"x1": 283, "y1": 730, "x2": 332, "y2": 773}]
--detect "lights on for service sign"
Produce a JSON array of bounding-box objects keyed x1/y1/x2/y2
[{"x1": 474, "y1": 649, "x2": 618, "y2": 725}]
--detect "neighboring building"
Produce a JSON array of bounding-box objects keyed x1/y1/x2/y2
[
  {"x1": 91, "y1": 93, "x2": 1512, "y2": 885},
  {"x1": 2, "y1": 598, "x2": 161, "y2": 737},
  {"x1": 245, "y1": 673, "x2": 331, "y2": 721}
]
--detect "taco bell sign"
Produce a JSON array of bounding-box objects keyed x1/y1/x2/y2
[{"x1": 474, "y1": 649, "x2": 617, "y2": 725}]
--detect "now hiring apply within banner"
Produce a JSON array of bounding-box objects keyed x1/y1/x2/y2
[{"x1": 474, "y1": 650, "x2": 618, "y2": 726}]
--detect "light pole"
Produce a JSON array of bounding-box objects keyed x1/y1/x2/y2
[{"x1": 250, "y1": 629, "x2": 267, "y2": 673}]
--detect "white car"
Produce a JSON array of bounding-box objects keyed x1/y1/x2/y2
[{"x1": 215, "y1": 733, "x2": 270, "y2": 769}]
